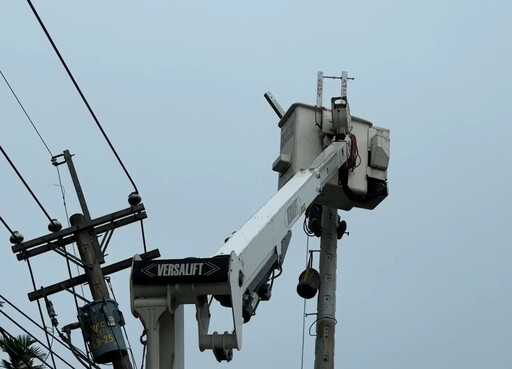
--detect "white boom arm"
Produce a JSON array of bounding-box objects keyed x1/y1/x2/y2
[{"x1": 130, "y1": 138, "x2": 351, "y2": 368}]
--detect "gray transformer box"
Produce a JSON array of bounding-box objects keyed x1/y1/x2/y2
[
  {"x1": 78, "y1": 299, "x2": 128, "y2": 364},
  {"x1": 272, "y1": 103, "x2": 389, "y2": 211}
]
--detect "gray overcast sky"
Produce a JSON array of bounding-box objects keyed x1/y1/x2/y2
[{"x1": 1, "y1": 1, "x2": 511, "y2": 368}]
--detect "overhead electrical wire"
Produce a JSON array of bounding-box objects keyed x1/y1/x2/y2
[
  {"x1": 2, "y1": 4, "x2": 150, "y2": 366},
  {"x1": 0, "y1": 140, "x2": 58, "y2": 367},
  {"x1": 308, "y1": 317, "x2": 337, "y2": 337},
  {"x1": 26, "y1": 0, "x2": 139, "y2": 195},
  {"x1": 0, "y1": 215, "x2": 18, "y2": 241},
  {"x1": 140, "y1": 344, "x2": 146, "y2": 369},
  {"x1": 25, "y1": 259, "x2": 58, "y2": 369},
  {"x1": 24, "y1": 0, "x2": 150, "y2": 258},
  {"x1": 0, "y1": 308, "x2": 87, "y2": 369},
  {"x1": 140, "y1": 221, "x2": 148, "y2": 253},
  {"x1": 0, "y1": 325, "x2": 52, "y2": 369},
  {"x1": 0, "y1": 67, "x2": 69, "y2": 221},
  {"x1": 0, "y1": 295, "x2": 98, "y2": 369},
  {"x1": 0, "y1": 70, "x2": 52, "y2": 156},
  {"x1": 300, "y1": 235, "x2": 310, "y2": 369},
  {"x1": 1, "y1": 63, "x2": 146, "y2": 363},
  {"x1": 24, "y1": 0, "x2": 150, "y2": 261},
  {"x1": 1, "y1": 68, "x2": 70, "y2": 227},
  {"x1": 0, "y1": 67, "x2": 87, "y2": 314},
  {"x1": 0, "y1": 145, "x2": 53, "y2": 223},
  {"x1": 0, "y1": 146, "x2": 73, "y2": 354},
  {"x1": 106, "y1": 277, "x2": 138, "y2": 369},
  {"x1": 0, "y1": 69, "x2": 68, "y2": 223}
]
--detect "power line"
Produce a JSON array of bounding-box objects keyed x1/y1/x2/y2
[
  {"x1": 1, "y1": 62, "x2": 145, "y2": 366},
  {"x1": 0, "y1": 293, "x2": 92, "y2": 368},
  {"x1": 0, "y1": 67, "x2": 87, "y2": 323},
  {"x1": 0, "y1": 325, "x2": 52, "y2": 369},
  {"x1": 0, "y1": 71, "x2": 77, "y2": 364},
  {"x1": 0, "y1": 145, "x2": 53, "y2": 223},
  {"x1": 26, "y1": 0, "x2": 139, "y2": 194},
  {"x1": 0, "y1": 308, "x2": 84, "y2": 369},
  {"x1": 300, "y1": 235, "x2": 310, "y2": 369},
  {"x1": 140, "y1": 220, "x2": 148, "y2": 253},
  {"x1": 106, "y1": 278, "x2": 138, "y2": 369},
  {"x1": 0, "y1": 216, "x2": 19, "y2": 241},
  {"x1": 0, "y1": 69, "x2": 52, "y2": 157},
  {"x1": 0, "y1": 68, "x2": 70, "y2": 230},
  {"x1": 25, "y1": 259, "x2": 58, "y2": 369},
  {"x1": 4, "y1": 6, "x2": 148, "y2": 367}
]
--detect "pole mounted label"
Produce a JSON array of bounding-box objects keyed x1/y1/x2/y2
[{"x1": 132, "y1": 255, "x2": 230, "y2": 284}]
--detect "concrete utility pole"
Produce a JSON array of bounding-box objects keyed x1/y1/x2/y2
[
  {"x1": 314, "y1": 206, "x2": 338, "y2": 369},
  {"x1": 70, "y1": 214, "x2": 133, "y2": 369}
]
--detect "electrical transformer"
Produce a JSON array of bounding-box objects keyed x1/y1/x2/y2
[{"x1": 78, "y1": 299, "x2": 128, "y2": 364}]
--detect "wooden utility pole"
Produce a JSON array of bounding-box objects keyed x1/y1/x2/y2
[
  {"x1": 10, "y1": 150, "x2": 159, "y2": 368},
  {"x1": 70, "y1": 213, "x2": 133, "y2": 369},
  {"x1": 71, "y1": 214, "x2": 109, "y2": 300}
]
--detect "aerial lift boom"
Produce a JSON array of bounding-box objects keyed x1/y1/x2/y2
[
  {"x1": 130, "y1": 74, "x2": 390, "y2": 368},
  {"x1": 131, "y1": 139, "x2": 351, "y2": 366}
]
